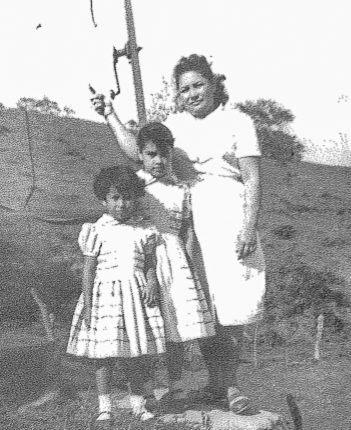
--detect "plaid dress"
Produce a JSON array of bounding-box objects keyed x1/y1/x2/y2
[
  {"x1": 67, "y1": 214, "x2": 166, "y2": 359},
  {"x1": 137, "y1": 170, "x2": 215, "y2": 342}
]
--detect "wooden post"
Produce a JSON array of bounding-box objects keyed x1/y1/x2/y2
[
  {"x1": 30, "y1": 287, "x2": 54, "y2": 342},
  {"x1": 314, "y1": 314, "x2": 324, "y2": 361},
  {"x1": 124, "y1": 0, "x2": 147, "y2": 125}
]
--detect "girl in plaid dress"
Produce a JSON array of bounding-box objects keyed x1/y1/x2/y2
[{"x1": 67, "y1": 166, "x2": 166, "y2": 424}]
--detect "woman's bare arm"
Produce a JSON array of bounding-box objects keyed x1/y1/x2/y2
[
  {"x1": 236, "y1": 156, "x2": 262, "y2": 259},
  {"x1": 91, "y1": 94, "x2": 140, "y2": 162}
]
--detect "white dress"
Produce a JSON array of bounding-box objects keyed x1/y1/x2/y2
[
  {"x1": 137, "y1": 169, "x2": 215, "y2": 342},
  {"x1": 165, "y1": 107, "x2": 266, "y2": 326},
  {"x1": 66, "y1": 214, "x2": 166, "y2": 359}
]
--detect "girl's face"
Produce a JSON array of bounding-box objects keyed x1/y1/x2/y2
[
  {"x1": 102, "y1": 185, "x2": 136, "y2": 222},
  {"x1": 177, "y1": 71, "x2": 216, "y2": 118},
  {"x1": 139, "y1": 140, "x2": 172, "y2": 178}
]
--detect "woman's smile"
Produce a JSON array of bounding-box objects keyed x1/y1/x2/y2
[{"x1": 178, "y1": 71, "x2": 216, "y2": 118}]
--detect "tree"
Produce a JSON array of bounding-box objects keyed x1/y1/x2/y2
[
  {"x1": 0, "y1": 102, "x2": 6, "y2": 111},
  {"x1": 146, "y1": 77, "x2": 176, "y2": 123},
  {"x1": 62, "y1": 106, "x2": 76, "y2": 117},
  {"x1": 17, "y1": 96, "x2": 60, "y2": 116},
  {"x1": 16, "y1": 96, "x2": 75, "y2": 117},
  {"x1": 235, "y1": 99, "x2": 304, "y2": 163}
]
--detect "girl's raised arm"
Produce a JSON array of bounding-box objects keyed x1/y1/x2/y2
[{"x1": 91, "y1": 94, "x2": 140, "y2": 162}]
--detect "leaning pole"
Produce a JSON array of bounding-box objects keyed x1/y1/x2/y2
[{"x1": 124, "y1": 0, "x2": 147, "y2": 125}]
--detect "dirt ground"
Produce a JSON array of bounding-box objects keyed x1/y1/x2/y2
[{"x1": 1, "y1": 336, "x2": 350, "y2": 430}]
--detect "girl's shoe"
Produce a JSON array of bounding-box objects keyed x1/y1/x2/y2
[
  {"x1": 130, "y1": 395, "x2": 155, "y2": 421},
  {"x1": 94, "y1": 411, "x2": 114, "y2": 429},
  {"x1": 227, "y1": 387, "x2": 250, "y2": 414}
]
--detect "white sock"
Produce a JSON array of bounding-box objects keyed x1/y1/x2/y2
[
  {"x1": 130, "y1": 395, "x2": 154, "y2": 421},
  {"x1": 97, "y1": 394, "x2": 112, "y2": 420}
]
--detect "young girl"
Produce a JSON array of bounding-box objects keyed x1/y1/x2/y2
[{"x1": 67, "y1": 165, "x2": 166, "y2": 425}]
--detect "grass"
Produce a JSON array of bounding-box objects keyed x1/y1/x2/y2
[{"x1": 1, "y1": 340, "x2": 350, "y2": 430}]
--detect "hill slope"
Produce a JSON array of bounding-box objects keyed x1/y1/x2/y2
[{"x1": 1, "y1": 109, "x2": 351, "y2": 318}]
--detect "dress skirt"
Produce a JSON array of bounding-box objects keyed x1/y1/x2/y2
[
  {"x1": 155, "y1": 234, "x2": 215, "y2": 342},
  {"x1": 191, "y1": 176, "x2": 265, "y2": 326},
  {"x1": 67, "y1": 273, "x2": 166, "y2": 359}
]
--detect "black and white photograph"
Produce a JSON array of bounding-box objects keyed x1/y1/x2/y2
[{"x1": 1, "y1": 1, "x2": 350, "y2": 429}]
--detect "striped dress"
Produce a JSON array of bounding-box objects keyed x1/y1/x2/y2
[
  {"x1": 67, "y1": 214, "x2": 166, "y2": 359},
  {"x1": 137, "y1": 169, "x2": 215, "y2": 342}
]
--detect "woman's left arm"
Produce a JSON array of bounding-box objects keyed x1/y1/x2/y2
[{"x1": 236, "y1": 156, "x2": 262, "y2": 260}]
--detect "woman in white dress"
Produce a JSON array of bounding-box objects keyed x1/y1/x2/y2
[{"x1": 91, "y1": 54, "x2": 265, "y2": 414}]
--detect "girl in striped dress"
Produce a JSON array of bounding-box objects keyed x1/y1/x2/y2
[{"x1": 67, "y1": 166, "x2": 166, "y2": 424}]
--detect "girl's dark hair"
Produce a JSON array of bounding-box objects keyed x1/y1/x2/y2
[
  {"x1": 137, "y1": 122, "x2": 175, "y2": 152},
  {"x1": 93, "y1": 165, "x2": 145, "y2": 201},
  {"x1": 173, "y1": 54, "x2": 229, "y2": 108}
]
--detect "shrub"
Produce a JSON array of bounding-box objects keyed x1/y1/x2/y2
[
  {"x1": 263, "y1": 263, "x2": 347, "y2": 347},
  {"x1": 272, "y1": 225, "x2": 297, "y2": 240}
]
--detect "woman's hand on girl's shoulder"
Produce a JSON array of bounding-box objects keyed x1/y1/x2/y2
[
  {"x1": 236, "y1": 226, "x2": 257, "y2": 260},
  {"x1": 143, "y1": 273, "x2": 160, "y2": 308}
]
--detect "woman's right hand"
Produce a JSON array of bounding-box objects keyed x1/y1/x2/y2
[
  {"x1": 90, "y1": 93, "x2": 114, "y2": 118},
  {"x1": 89, "y1": 90, "x2": 140, "y2": 161}
]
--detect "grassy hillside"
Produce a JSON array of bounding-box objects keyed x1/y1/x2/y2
[
  {"x1": 0, "y1": 109, "x2": 134, "y2": 319},
  {"x1": 261, "y1": 160, "x2": 351, "y2": 295},
  {"x1": 1, "y1": 108, "x2": 351, "y2": 324}
]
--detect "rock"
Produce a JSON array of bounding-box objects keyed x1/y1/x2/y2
[
  {"x1": 159, "y1": 409, "x2": 287, "y2": 430},
  {"x1": 112, "y1": 385, "x2": 287, "y2": 429}
]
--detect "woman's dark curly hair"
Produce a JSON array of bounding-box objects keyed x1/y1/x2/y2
[
  {"x1": 173, "y1": 54, "x2": 229, "y2": 108},
  {"x1": 93, "y1": 165, "x2": 145, "y2": 201}
]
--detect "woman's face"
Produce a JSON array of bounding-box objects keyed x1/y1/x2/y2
[{"x1": 177, "y1": 71, "x2": 215, "y2": 118}]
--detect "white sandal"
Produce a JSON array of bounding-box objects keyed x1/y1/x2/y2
[{"x1": 130, "y1": 395, "x2": 155, "y2": 421}]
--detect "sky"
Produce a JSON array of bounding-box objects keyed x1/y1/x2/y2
[{"x1": 2, "y1": 0, "x2": 351, "y2": 166}]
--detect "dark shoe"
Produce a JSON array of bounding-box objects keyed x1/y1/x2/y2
[
  {"x1": 227, "y1": 388, "x2": 250, "y2": 414},
  {"x1": 187, "y1": 386, "x2": 226, "y2": 406},
  {"x1": 158, "y1": 389, "x2": 189, "y2": 413}
]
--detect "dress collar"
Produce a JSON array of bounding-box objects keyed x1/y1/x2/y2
[
  {"x1": 137, "y1": 169, "x2": 179, "y2": 186},
  {"x1": 99, "y1": 213, "x2": 145, "y2": 226}
]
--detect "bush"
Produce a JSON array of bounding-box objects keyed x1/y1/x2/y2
[
  {"x1": 263, "y1": 263, "x2": 347, "y2": 347},
  {"x1": 272, "y1": 225, "x2": 297, "y2": 240}
]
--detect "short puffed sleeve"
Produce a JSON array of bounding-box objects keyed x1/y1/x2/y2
[
  {"x1": 232, "y1": 111, "x2": 261, "y2": 159},
  {"x1": 78, "y1": 223, "x2": 102, "y2": 256}
]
